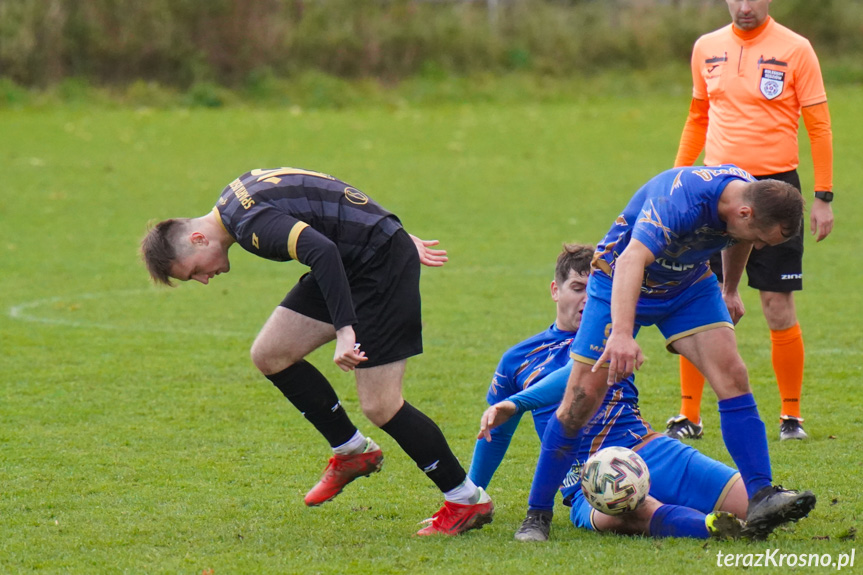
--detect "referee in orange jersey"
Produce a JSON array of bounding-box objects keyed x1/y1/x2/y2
[{"x1": 666, "y1": 0, "x2": 834, "y2": 442}]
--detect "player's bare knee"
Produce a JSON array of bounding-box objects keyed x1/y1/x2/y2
[
  {"x1": 361, "y1": 401, "x2": 398, "y2": 428},
  {"x1": 555, "y1": 409, "x2": 583, "y2": 435},
  {"x1": 250, "y1": 342, "x2": 296, "y2": 375},
  {"x1": 709, "y1": 359, "x2": 751, "y2": 398}
]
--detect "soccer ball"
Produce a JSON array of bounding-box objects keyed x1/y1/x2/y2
[{"x1": 580, "y1": 446, "x2": 650, "y2": 515}]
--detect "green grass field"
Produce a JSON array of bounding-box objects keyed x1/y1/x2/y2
[{"x1": 2, "y1": 84, "x2": 862, "y2": 574}]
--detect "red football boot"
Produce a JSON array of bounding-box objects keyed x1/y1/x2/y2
[
  {"x1": 416, "y1": 488, "x2": 494, "y2": 536},
  {"x1": 304, "y1": 438, "x2": 383, "y2": 506}
]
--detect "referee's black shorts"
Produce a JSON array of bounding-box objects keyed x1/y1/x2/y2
[
  {"x1": 710, "y1": 170, "x2": 804, "y2": 293},
  {"x1": 279, "y1": 228, "x2": 423, "y2": 368}
]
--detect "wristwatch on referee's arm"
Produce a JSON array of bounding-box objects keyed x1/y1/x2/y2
[{"x1": 814, "y1": 191, "x2": 834, "y2": 202}]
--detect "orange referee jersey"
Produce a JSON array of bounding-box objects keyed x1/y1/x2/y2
[{"x1": 689, "y1": 17, "x2": 828, "y2": 177}]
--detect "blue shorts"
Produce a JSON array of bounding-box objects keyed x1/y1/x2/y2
[
  {"x1": 569, "y1": 436, "x2": 740, "y2": 530},
  {"x1": 570, "y1": 272, "x2": 733, "y2": 362}
]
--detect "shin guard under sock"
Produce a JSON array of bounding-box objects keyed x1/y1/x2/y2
[
  {"x1": 266, "y1": 361, "x2": 357, "y2": 448},
  {"x1": 718, "y1": 393, "x2": 772, "y2": 498},
  {"x1": 380, "y1": 401, "x2": 466, "y2": 493},
  {"x1": 527, "y1": 415, "x2": 581, "y2": 512},
  {"x1": 771, "y1": 323, "x2": 804, "y2": 419},
  {"x1": 679, "y1": 356, "x2": 706, "y2": 423}
]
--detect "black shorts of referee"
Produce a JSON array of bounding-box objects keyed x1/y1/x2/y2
[{"x1": 711, "y1": 169, "x2": 804, "y2": 292}]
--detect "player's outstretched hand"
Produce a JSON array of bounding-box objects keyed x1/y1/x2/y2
[
  {"x1": 593, "y1": 331, "x2": 644, "y2": 385},
  {"x1": 478, "y1": 401, "x2": 517, "y2": 442},
  {"x1": 409, "y1": 234, "x2": 448, "y2": 267},
  {"x1": 334, "y1": 326, "x2": 368, "y2": 372}
]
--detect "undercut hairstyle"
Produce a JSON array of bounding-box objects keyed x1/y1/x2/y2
[
  {"x1": 555, "y1": 243, "x2": 595, "y2": 284},
  {"x1": 745, "y1": 179, "x2": 805, "y2": 239},
  {"x1": 140, "y1": 218, "x2": 192, "y2": 286}
]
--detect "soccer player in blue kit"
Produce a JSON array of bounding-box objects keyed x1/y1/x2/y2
[
  {"x1": 466, "y1": 244, "x2": 591, "y2": 489},
  {"x1": 469, "y1": 244, "x2": 749, "y2": 540},
  {"x1": 140, "y1": 167, "x2": 493, "y2": 536},
  {"x1": 512, "y1": 165, "x2": 816, "y2": 542}
]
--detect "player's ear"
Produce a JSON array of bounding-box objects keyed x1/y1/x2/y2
[
  {"x1": 190, "y1": 231, "x2": 209, "y2": 246},
  {"x1": 550, "y1": 280, "x2": 559, "y2": 302}
]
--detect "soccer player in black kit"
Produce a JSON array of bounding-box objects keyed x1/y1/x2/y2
[{"x1": 141, "y1": 167, "x2": 493, "y2": 535}]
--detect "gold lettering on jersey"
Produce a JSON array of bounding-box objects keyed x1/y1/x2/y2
[
  {"x1": 230, "y1": 178, "x2": 255, "y2": 210},
  {"x1": 344, "y1": 187, "x2": 368, "y2": 205},
  {"x1": 693, "y1": 169, "x2": 715, "y2": 182},
  {"x1": 251, "y1": 168, "x2": 336, "y2": 184},
  {"x1": 252, "y1": 233, "x2": 260, "y2": 249},
  {"x1": 692, "y1": 167, "x2": 752, "y2": 182}
]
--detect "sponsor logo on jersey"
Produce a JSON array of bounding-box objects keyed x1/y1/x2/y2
[
  {"x1": 656, "y1": 257, "x2": 696, "y2": 272},
  {"x1": 760, "y1": 68, "x2": 785, "y2": 100},
  {"x1": 705, "y1": 53, "x2": 727, "y2": 75},
  {"x1": 252, "y1": 233, "x2": 260, "y2": 249},
  {"x1": 344, "y1": 187, "x2": 369, "y2": 205},
  {"x1": 229, "y1": 178, "x2": 255, "y2": 209}
]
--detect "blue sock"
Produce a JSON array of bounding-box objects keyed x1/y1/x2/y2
[
  {"x1": 718, "y1": 393, "x2": 772, "y2": 498},
  {"x1": 527, "y1": 415, "x2": 581, "y2": 512},
  {"x1": 649, "y1": 504, "x2": 709, "y2": 539}
]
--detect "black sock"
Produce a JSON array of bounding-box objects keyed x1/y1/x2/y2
[
  {"x1": 380, "y1": 401, "x2": 466, "y2": 492},
  {"x1": 266, "y1": 361, "x2": 357, "y2": 448}
]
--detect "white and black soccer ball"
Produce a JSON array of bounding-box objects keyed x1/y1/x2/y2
[{"x1": 579, "y1": 446, "x2": 650, "y2": 515}]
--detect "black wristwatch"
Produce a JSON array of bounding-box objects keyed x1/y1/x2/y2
[{"x1": 814, "y1": 191, "x2": 834, "y2": 203}]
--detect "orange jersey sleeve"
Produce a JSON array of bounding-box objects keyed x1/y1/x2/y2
[
  {"x1": 675, "y1": 98, "x2": 709, "y2": 167},
  {"x1": 802, "y1": 101, "x2": 833, "y2": 192}
]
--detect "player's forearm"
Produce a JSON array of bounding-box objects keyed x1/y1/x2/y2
[
  {"x1": 509, "y1": 365, "x2": 570, "y2": 413},
  {"x1": 721, "y1": 242, "x2": 752, "y2": 292},
  {"x1": 296, "y1": 233, "x2": 357, "y2": 329},
  {"x1": 610, "y1": 251, "x2": 647, "y2": 336}
]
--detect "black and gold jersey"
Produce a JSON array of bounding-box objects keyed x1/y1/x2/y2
[{"x1": 214, "y1": 168, "x2": 403, "y2": 328}]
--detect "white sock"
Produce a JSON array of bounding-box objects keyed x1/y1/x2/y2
[
  {"x1": 332, "y1": 431, "x2": 366, "y2": 455},
  {"x1": 444, "y1": 478, "x2": 482, "y2": 504}
]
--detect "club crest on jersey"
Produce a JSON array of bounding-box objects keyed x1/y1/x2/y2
[
  {"x1": 760, "y1": 69, "x2": 785, "y2": 100},
  {"x1": 344, "y1": 187, "x2": 369, "y2": 205}
]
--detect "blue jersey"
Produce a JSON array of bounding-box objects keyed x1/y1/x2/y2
[
  {"x1": 467, "y1": 323, "x2": 575, "y2": 489},
  {"x1": 593, "y1": 165, "x2": 755, "y2": 297},
  {"x1": 498, "y1": 361, "x2": 653, "y2": 505}
]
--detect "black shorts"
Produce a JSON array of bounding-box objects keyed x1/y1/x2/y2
[
  {"x1": 710, "y1": 170, "x2": 804, "y2": 292},
  {"x1": 279, "y1": 228, "x2": 423, "y2": 368}
]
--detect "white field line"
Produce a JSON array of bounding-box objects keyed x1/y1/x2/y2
[{"x1": 8, "y1": 289, "x2": 251, "y2": 338}]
